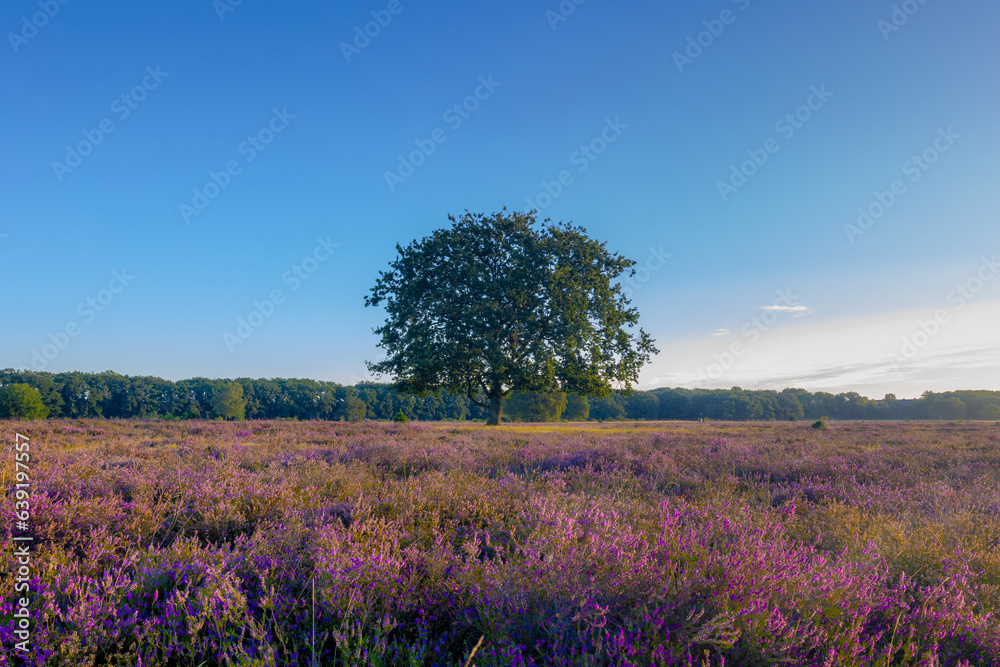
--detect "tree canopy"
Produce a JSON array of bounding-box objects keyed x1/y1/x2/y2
[
  {"x1": 365, "y1": 210, "x2": 659, "y2": 424},
  {"x1": 0, "y1": 383, "x2": 49, "y2": 420},
  {"x1": 504, "y1": 390, "x2": 569, "y2": 422},
  {"x1": 212, "y1": 382, "x2": 247, "y2": 421}
]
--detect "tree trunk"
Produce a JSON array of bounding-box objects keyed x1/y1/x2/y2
[{"x1": 486, "y1": 393, "x2": 503, "y2": 426}]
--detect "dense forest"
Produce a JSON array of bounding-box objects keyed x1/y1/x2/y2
[{"x1": 2, "y1": 369, "x2": 999, "y2": 422}]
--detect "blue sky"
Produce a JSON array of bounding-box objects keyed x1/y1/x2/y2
[{"x1": 2, "y1": 0, "x2": 998, "y2": 399}]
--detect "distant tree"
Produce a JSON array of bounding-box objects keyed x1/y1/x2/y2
[
  {"x1": 413, "y1": 394, "x2": 445, "y2": 421},
  {"x1": 981, "y1": 404, "x2": 1000, "y2": 421},
  {"x1": 590, "y1": 393, "x2": 627, "y2": 421},
  {"x1": 777, "y1": 392, "x2": 805, "y2": 421},
  {"x1": 625, "y1": 392, "x2": 659, "y2": 420},
  {"x1": 178, "y1": 377, "x2": 218, "y2": 417},
  {"x1": 334, "y1": 389, "x2": 367, "y2": 421},
  {"x1": 781, "y1": 388, "x2": 815, "y2": 419},
  {"x1": 0, "y1": 384, "x2": 49, "y2": 420},
  {"x1": 807, "y1": 392, "x2": 837, "y2": 419},
  {"x1": 58, "y1": 371, "x2": 105, "y2": 418},
  {"x1": 563, "y1": 393, "x2": 590, "y2": 421},
  {"x1": 240, "y1": 379, "x2": 285, "y2": 419},
  {"x1": 365, "y1": 209, "x2": 658, "y2": 425},
  {"x1": 656, "y1": 388, "x2": 696, "y2": 420},
  {"x1": 944, "y1": 391, "x2": 1000, "y2": 420},
  {"x1": 212, "y1": 382, "x2": 247, "y2": 421},
  {"x1": 397, "y1": 395, "x2": 418, "y2": 421},
  {"x1": 929, "y1": 397, "x2": 966, "y2": 420},
  {"x1": 504, "y1": 390, "x2": 568, "y2": 422},
  {"x1": 702, "y1": 391, "x2": 737, "y2": 420},
  {"x1": 443, "y1": 393, "x2": 471, "y2": 421},
  {"x1": 0, "y1": 371, "x2": 65, "y2": 417},
  {"x1": 838, "y1": 392, "x2": 871, "y2": 419}
]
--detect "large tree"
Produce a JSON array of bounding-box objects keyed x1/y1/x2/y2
[{"x1": 365, "y1": 209, "x2": 658, "y2": 425}]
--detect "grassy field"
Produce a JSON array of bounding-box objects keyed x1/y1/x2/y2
[{"x1": 2, "y1": 419, "x2": 999, "y2": 666}]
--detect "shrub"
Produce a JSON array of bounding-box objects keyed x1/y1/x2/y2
[
  {"x1": 812, "y1": 419, "x2": 827, "y2": 429},
  {"x1": 393, "y1": 411, "x2": 409, "y2": 423}
]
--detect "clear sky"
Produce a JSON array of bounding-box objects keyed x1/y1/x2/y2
[{"x1": 2, "y1": 0, "x2": 998, "y2": 399}]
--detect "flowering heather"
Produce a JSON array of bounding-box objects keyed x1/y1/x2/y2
[{"x1": 2, "y1": 419, "x2": 999, "y2": 666}]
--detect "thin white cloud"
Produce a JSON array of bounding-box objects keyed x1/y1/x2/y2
[
  {"x1": 710, "y1": 328, "x2": 730, "y2": 337},
  {"x1": 761, "y1": 304, "x2": 813, "y2": 318}
]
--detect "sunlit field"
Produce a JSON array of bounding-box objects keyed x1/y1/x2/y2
[{"x1": 3, "y1": 419, "x2": 999, "y2": 666}]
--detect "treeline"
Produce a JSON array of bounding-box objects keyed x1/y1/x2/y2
[
  {"x1": 2, "y1": 369, "x2": 999, "y2": 422},
  {"x1": 0, "y1": 370, "x2": 476, "y2": 421}
]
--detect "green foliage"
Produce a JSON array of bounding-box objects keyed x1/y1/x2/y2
[
  {"x1": 364, "y1": 209, "x2": 658, "y2": 424},
  {"x1": 0, "y1": 383, "x2": 49, "y2": 420},
  {"x1": 0, "y1": 371, "x2": 65, "y2": 416},
  {"x1": 211, "y1": 382, "x2": 246, "y2": 421},
  {"x1": 335, "y1": 389, "x2": 367, "y2": 421},
  {"x1": 503, "y1": 390, "x2": 568, "y2": 422},
  {"x1": 812, "y1": 419, "x2": 827, "y2": 430},
  {"x1": 393, "y1": 411, "x2": 409, "y2": 423},
  {"x1": 563, "y1": 393, "x2": 590, "y2": 421},
  {"x1": 778, "y1": 391, "x2": 805, "y2": 421},
  {"x1": 5, "y1": 368, "x2": 1000, "y2": 424},
  {"x1": 625, "y1": 392, "x2": 659, "y2": 420},
  {"x1": 929, "y1": 396, "x2": 967, "y2": 420},
  {"x1": 590, "y1": 393, "x2": 627, "y2": 421}
]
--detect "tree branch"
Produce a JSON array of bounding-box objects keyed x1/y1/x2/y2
[{"x1": 466, "y1": 379, "x2": 489, "y2": 409}]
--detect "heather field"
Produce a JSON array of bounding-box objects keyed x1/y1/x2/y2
[{"x1": 2, "y1": 420, "x2": 999, "y2": 666}]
